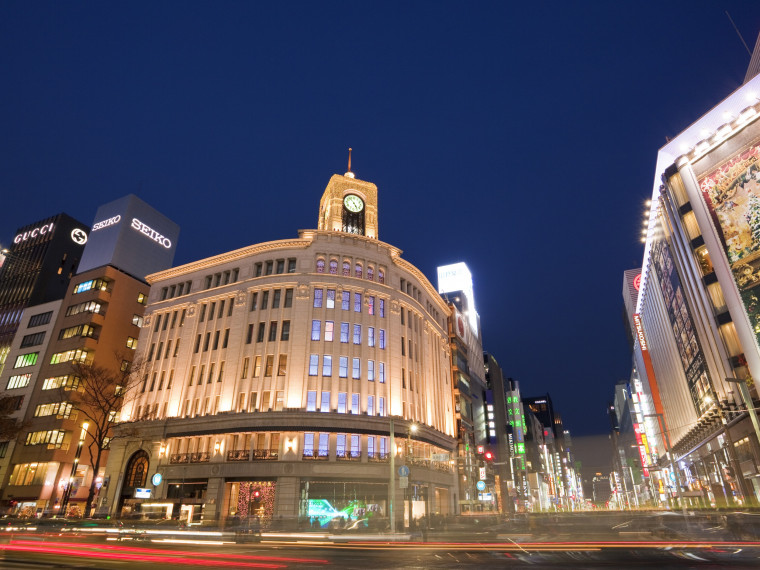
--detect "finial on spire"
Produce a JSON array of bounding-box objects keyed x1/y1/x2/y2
[{"x1": 345, "y1": 148, "x2": 355, "y2": 178}]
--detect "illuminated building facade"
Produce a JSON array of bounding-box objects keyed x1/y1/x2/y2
[
  {"x1": 0, "y1": 196, "x2": 178, "y2": 516},
  {"x1": 438, "y1": 263, "x2": 489, "y2": 513},
  {"x1": 0, "y1": 214, "x2": 89, "y2": 377},
  {"x1": 101, "y1": 169, "x2": 457, "y2": 526},
  {"x1": 633, "y1": 73, "x2": 760, "y2": 506}
]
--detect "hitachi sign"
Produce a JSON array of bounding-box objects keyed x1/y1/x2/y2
[
  {"x1": 131, "y1": 217, "x2": 172, "y2": 249},
  {"x1": 14, "y1": 222, "x2": 54, "y2": 243}
]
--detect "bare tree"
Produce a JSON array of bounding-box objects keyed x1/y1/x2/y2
[
  {"x1": 63, "y1": 357, "x2": 143, "y2": 516},
  {"x1": 0, "y1": 393, "x2": 28, "y2": 441}
]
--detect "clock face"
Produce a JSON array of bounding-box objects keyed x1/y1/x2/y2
[{"x1": 344, "y1": 194, "x2": 364, "y2": 213}]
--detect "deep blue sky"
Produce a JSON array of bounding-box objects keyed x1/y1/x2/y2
[{"x1": 2, "y1": 2, "x2": 760, "y2": 439}]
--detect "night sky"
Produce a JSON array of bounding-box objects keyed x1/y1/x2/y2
[{"x1": 3, "y1": 2, "x2": 760, "y2": 448}]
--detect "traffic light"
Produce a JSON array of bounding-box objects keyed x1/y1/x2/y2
[
  {"x1": 484, "y1": 450, "x2": 494, "y2": 462},
  {"x1": 252, "y1": 488, "x2": 261, "y2": 502}
]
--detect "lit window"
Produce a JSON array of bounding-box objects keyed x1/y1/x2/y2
[
  {"x1": 326, "y1": 289, "x2": 335, "y2": 309},
  {"x1": 314, "y1": 289, "x2": 323, "y2": 308},
  {"x1": 339, "y1": 356, "x2": 348, "y2": 378},
  {"x1": 311, "y1": 320, "x2": 321, "y2": 341},
  {"x1": 316, "y1": 259, "x2": 325, "y2": 273},
  {"x1": 323, "y1": 355, "x2": 332, "y2": 376},
  {"x1": 329, "y1": 260, "x2": 338, "y2": 274}
]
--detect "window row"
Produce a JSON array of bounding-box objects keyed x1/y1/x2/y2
[
  {"x1": 203, "y1": 269, "x2": 239, "y2": 290},
  {"x1": 315, "y1": 259, "x2": 385, "y2": 284},
  {"x1": 310, "y1": 320, "x2": 385, "y2": 347},
  {"x1": 153, "y1": 308, "x2": 187, "y2": 331},
  {"x1": 42, "y1": 375, "x2": 80, "y2": 391},
  {"x1": 303, "y1": 432, "x2": 389, "y2": 459},
  {"x1": 254, "y1": 258, "x2": 297, "y2": 277},
  {"x1": 27, "y1": 311, "x2": 53, "y2": 328},
  {"x1": 25, "y1": 429, "x2": 66, "y2": 448},
  {"x1": 305, "y1": 391, "x2": 386, "y2": 415},
  {"x1": 161, "y1": 279, "x2": 193, "y2": 300},
  {"x1": 49, "y1": 348, "x2": 89, "y2": 365},
  {"x1": 65, "y1": 300, "x2": 105, "y2": 317},
  {"x1": 6, "y1": 373, "x2": 31, "y2": 390},
  {"x1": 59, "y1": 323, "x2": 98, "y2": 341},
  {"x1": 149, "y1": 338, "x2": 182, "y2": 360},
  {"x1": 34, "y1": 401, "x2": 74, "y2": 419},
  {"x1": 141, "y1": 369, "x2": 175, "y2": 392},
  {"x1": 20, "y1": 331, "x2": 46, "y2": 348},
  {"x1": 238, "y1": 354, "x2": 287, "y2": 379},
  {"x1": 198, "y1": 298, "x2": 234, "y2": 323},
  {"x1": 250, "y1": 288, "x2": 294, "y2": 311},
  {"x1": 13, "y1": 352, "x2": 38, "y2": 369},
  {"x1": 245, "y1": 320, "x2": 290, "y2": 344},
  {"x1": 313, "y1": 289, "x2": 385, "y2": 316},
  {"x1": 193, "y1": 329, "x2": 232, "y2": 353},
  {"x1": 308, "y1": 354, "x2": 385, "y2": 381},
  {"x1": 73, "y1": 277, "x2": 110, "y2": 294}
]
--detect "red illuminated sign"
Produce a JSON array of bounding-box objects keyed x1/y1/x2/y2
[{"x1": 633, "y1": 273, "x2": 641, "y2": 291}]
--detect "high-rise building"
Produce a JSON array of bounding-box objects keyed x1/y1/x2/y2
[
  {"x1": 100, "y1": 167, "x2": 457, "y2": 527},
  {"x1": 0, "y1": 196, "x2": 178, "y2": 517},
  {"x1": 632, "y1": 70, "x2": 760, "y2": 506},
  {"x1": 0, "y1": 214, "x2": 90, "y2": 376}
]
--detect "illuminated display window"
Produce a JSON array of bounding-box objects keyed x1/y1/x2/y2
[
  {"x1": 13, "y1": 352, "x2": 39, "y2": 368},
  {"x1": 7, "y1": 374, "x2": 32, "y2": 389},
  {"x1": 73, "y1": 278, "x2": 110, "y2": 294},
  {"x1": 49, "y1": 349, "x2": 88, "y2": 365}
]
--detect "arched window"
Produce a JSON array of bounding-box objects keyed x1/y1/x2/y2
[
  {"x1": 329, "y1": 260, "x2": 338, "y2": 275},
  {"x1": 367, "y1": 267, "x2": 374, "y2": 281},
  {"x1": 342, "y1": 262, "x2": 350, "y2": 276},
  {"x1": 316, "y1": 259, "x2": 325, "y2": 274},
  {"x1": 378, "y1": 270, "x2": 385, "y2": 284},
  {"x1": 355, "y1": 264, "x2": 362, "y2": 279},
  {"x1": 124, "y1": 450, "x2": 149, "y2": 488}
]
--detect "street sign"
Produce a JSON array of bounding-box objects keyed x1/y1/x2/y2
[
  {"x1": 398, "y1": 465, "x2": 410, "y2": 477},
  {"x1": 399, "y1": 476, "x2": 409, "y2": 489},
  {"x1": 476, "y1": 480, "x2": 486, "y2": 491},
  {"x1": 479, "y1": 467, "x2": 486, "y2": 480}
]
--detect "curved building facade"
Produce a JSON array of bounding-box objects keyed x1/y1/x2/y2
[{"x1": 101, "y1": 171, "x2": 457, "y2": 526}]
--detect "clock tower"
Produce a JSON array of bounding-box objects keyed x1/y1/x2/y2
[{"x1": 318, "y1": 151, "x2": 378, "y2": 238}]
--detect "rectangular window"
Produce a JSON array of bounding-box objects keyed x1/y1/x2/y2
[
  {"x1": 379, "y1": 329, "x2": 386, "y2": 349},
  {"x1": 249, "y1": 392, "x2": 258, "y2": 412},
  {"x1": 213, "y1": 330, "x2": 220, "y2": 350},
  {"x1": 268, "y1": 321, "x2": 278, "y2": 342},
  {"x1": 28, "y1": 311, "x2": 53, "y2": 327},
  {"x1": 336, "y1": 433, "x2": 346, "y2": 457},
  {"x1": 164, "y1": 340, "x2": 172, "y2": 358},
  {"x1": 281, "y1": 320, "x2": 290, "y2": 341},
  {"x1": 7, "y1": 374, "x2": 31, "y2": 390},
  {"x1": 339, "y1": 356, "x2": 348, "y2": 378},
  {"x1": 253, "y1": 355, "x2": 262, "y2": 377},
  {"x1": 341, "y1": 291, "x2": 350, "y2": 310},
  {"x1": 65, "y1": 301, "x2": 103, "y2": 317},
  {"x1": 73, "y1": 277, "x2": 110, "y2": 294},
  {"x1": 353, "y1": 324, "x2": 361, "y2": 345},
  {"x1": 127, "y1": 336, "x2": 138, "y2": 349},
  {"x1": 340, "y1": 322, "x2": 349, "y2": 343},
  {"x1": 272, "y1": 289, "x2": 281, "y2": 308},
  {"x1": 322, "y1": 355, "x2": 332, "y2": 376},
  {"x1": 351, "y1": 434, "x2": 360, "y2": 457},
  {"x1": 20, "y1": 331, "x2": 46, "y2": 347},
  {"x1": 250, "y1": 292, "x2": 258, "y2": 311},
  {"x1": 325, "y1": 321, "x2": 334, "y2": 342},
  {"x1": 194, "y1": 334, "x2": 201, "y2": 353},
  {"x1": 276, "y1": 259, "x2": 285, "y2": 274},
  {"x1": 309, "y1": 354, "x2": 319, "y2": 376},
  {"x1": 313, "y1": 289, "x2": 323, "y2": 308},
  {"x1": 284, "y1": 288, "x2": 293, "y2": 308},
  {"x1": 326, "y1": 289, "x2": 335, "y2": 309},
  {"x1": 217, "y1": 361, "x2": 225, "y2": 382},
  {"x1": 287, "y1": 258, "x2": 296, "y2": 273},
  {"x1": 261, "y1": 291, "x2": 269, "y2": 309},
  {"x1": 265, "y1": 355, "x2": 274, "y2": 377},
  {"x1": 170, "y1": 311, "x2": 178, "y2": 328},
  {"x1": 254, "y1": 262, "x2": 263, "y2": 277},
  {"x1": 352, "y1": 357, "x2": 360, "y2": 379},
  {"x1": 368, "y1": 395, "x2": 375, "y2": 416},
  {"x1": 368, "y1": 360, "x2": 375, "y2": 381},
  {"x1": 379, "y1": 397, "x2": 385, "y2": 417},
  {"x1": 207, "y1": 363, "x2": 215, "y2": 383},
  {"x1": 311, "y1": 320, "x2": 321, "y2": 341},
  {"x1": 218, "y1": 300, "x2": 225, "y2": 319},
  {"x1": 275, "y1": 390, "x2": 284, "y2": 411},
  {"x1": 352, "y1": 393, "x2": 359, "y2": 414},
  {"x1": 49, "y1": 349, "x2": 86, "y2": 365},
  {"x1": 354, "y1": 292, "x2": 362, "y2": 312},
  {"x1": 380, "y1": 436, "x2": 388, "y2": 457},
  {"x1": 304, "y1": 433, "x2": 314, "y2": 455},
  {"x1": 257, "y1": 323, "x2": 265, "y2": 342},
  {"x1": 199, "y1": 304, "x2": 207, "y2": 322},
  {"x1": 278, "y1": 354, "x2": 287, "y2": 376},
  {"x1": 379, "y1": 362, "x2": 385, "y2": 383},
  {"x1": 188, "y1": 366, "x2": 196, "y2": 385},
  {"x1": 242, "y1": 357, "x2": 250, "y2": 378},
  {"x1": 265, "y1": 261, "x2": 273, "y2": 275},
  {"x1": 247, "y1": 324, "x2": 254, "y2": 344},
  {"x1": 320, "y1": 391, "x2": 331, "y2": 412},
  {"x1": 261, "y1": 391, "x2": 271, "y2": 410},
  {"x1": 368, "y1": 327, "x2": 375, "y2": 347},
  {"x1": 379, "y1": 299, "x2": 385, "y2": 318},
  {"x1": 14, "y1": 352, "x2": 39, "y2": 368},
  {"x1": 368, "y1": 296, "x2": 375, "y2": 315},
  {"x1": 307, "y1": 391, "x2": 317, "y2": 412},
  {"x1": 368, "y1": 435, "x2": 375, "y2": 457},
  {"x1": 223, "y1": 329, "x2": 230, "y2": 348},
  {"x1": 338, "y1": 392, "x2": 347, "y2": 413}
]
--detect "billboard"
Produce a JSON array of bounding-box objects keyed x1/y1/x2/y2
[
  {"x1": 78, "y1": 194, "x2": 179, "y2": 279},
  {"x1": 699, "y1": 142, "x2": 760, "y2": 350}
]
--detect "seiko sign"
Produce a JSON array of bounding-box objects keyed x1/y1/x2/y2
[
  {"x1": 92, "y1": 215, "x2": 121, "y2": 231},
  {"x1": 14, "y1": 222, "x2": 54, "y2": 244},
  {"x1": 131, "y1": 218, "x2": 172, "y2": 249},
  {"x1": 633, "y1": 314, "x2": 648, "y2": 352}
]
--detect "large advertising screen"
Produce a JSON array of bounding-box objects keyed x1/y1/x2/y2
[{"x1": 699, "y1": 141, "x2": 760, "y2": 350}]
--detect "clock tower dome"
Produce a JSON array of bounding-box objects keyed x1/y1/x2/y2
[{"x1": 317, "y1": 150, "x2": 378, "y2": 238}]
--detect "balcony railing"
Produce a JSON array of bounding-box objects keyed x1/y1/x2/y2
[
  {"x1": 302, "y1": 451, "x2": 330, "y2": 460},
  {"x1": 170, "y1": 453, "x2": 189, "y2": 464},
  {"x1": 336, "y1": 451, "x2": 361, "y2": 461},
  {"x1": 368, "y1": 452, "x2": 389, "y2": 462},
  {"x1": 251, "y1": 448, "x2": 279, "y2": 460},
  {"x1": 190, "y1": 452, "x2": 210, "y2": 463},
  {"x1": 227, "y1": 450, "x2": 250, "y2": 462}
]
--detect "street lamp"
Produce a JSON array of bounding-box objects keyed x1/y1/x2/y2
[
  {"x1": 644, "y1": 413, "x2": 688, "y2": 517},
  {"x1": 59, "y1": 422, "x2": 88, "y2": 517}
]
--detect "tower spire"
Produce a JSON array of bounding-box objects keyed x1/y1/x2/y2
[{"x1": 345, "y1": 148, "x2": 355, "y2": 178}]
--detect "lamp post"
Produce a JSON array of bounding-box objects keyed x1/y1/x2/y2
[
  {"x1": 59, "y1": 422, "x2": 88, "y2": 517},
  {"x1": 406, "y1": 423, "x2": 417, "y2": 529},
  {"x1": 389, "y1": 415, "x2": 395, "y2": 533}
]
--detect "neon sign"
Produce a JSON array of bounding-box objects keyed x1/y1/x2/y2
[
  {"x1": 633, "y1": 314, "x2": 648, "y2": 352},
  {"x1": 131, "y1": 218, "x2": 172, "y2": 248},
  {"x1": 92, "y1": 215, "x2": 121, "y2": 231},
  {"x1": 14, "y1": 222, "x2": 54, "y2": 243}
]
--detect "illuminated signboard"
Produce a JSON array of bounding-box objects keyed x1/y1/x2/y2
[
  {"x1": 437, "y1": 262, "x2": 478, "y2": 334},
  {"x1": 632, "y1": 314, "x2": 647, "y2": 352},
  {"x1": 134, "y1": 488, "x2": 151, "y2": 499},
  {"x1": 633, "y1": 273, "x2": 641, "y2": 291},
  {"x1": 14, "y1": 222, "x2": 54, "y2": 244},
  {"x1": 92, "y1": 215, "x2": 121, "y2": 231}
]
